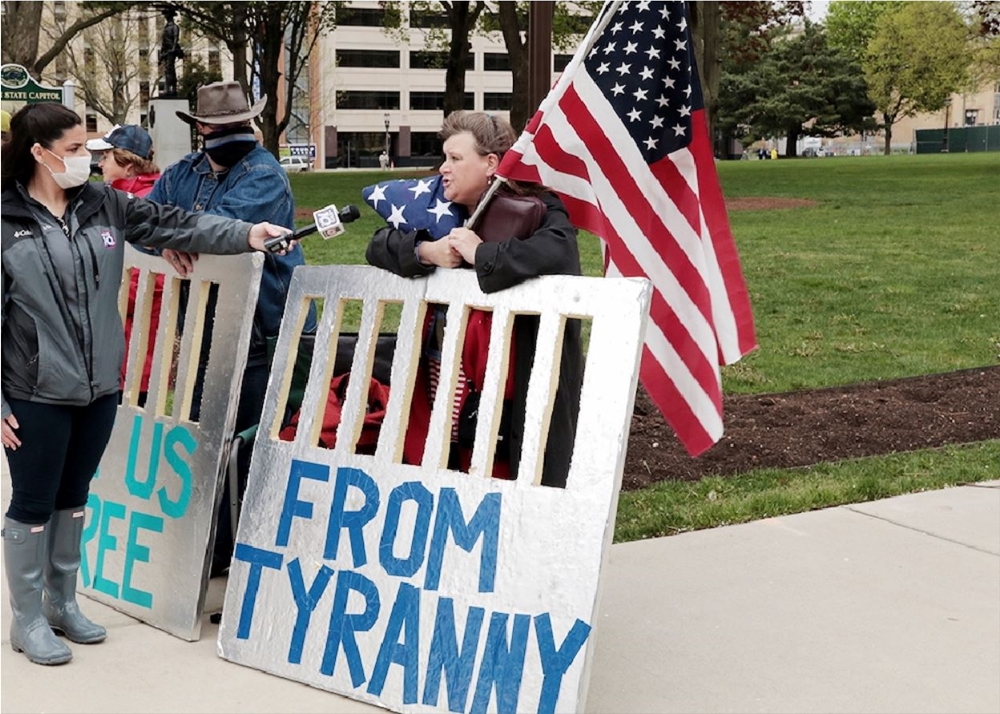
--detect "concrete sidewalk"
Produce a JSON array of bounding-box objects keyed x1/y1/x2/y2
[{"x1": 2, "y1": 482, "x2": 998, "y2": 714}]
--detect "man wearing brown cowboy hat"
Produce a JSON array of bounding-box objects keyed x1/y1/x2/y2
[{"x1": 148, "y1": 80, "x2": 317, "y2": 576}]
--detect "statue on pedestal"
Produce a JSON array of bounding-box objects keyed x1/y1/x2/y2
[{"x1": 159, "y1": 8, "x2": 184, "y2": 98}]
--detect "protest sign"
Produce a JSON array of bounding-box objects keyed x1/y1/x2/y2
[
  {"x1": 219, "y1": 265, "x2": 650, "y2": 712},
  {"x1": 80, "y1": 251, "x2": 262, "y2": 641}
]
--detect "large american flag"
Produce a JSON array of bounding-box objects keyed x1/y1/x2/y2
[{"x1": 497, "y1": 0, "x2": 757, "y2": 456}]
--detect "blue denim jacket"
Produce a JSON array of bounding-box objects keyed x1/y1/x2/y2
[{"x1": 148, "y1": 146, "x2": 317, "y2": 359}]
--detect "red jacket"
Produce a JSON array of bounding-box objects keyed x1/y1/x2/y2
[
  {"x1": 402, "y1": 308, "x2": 517, "y2": 478},
  {"x1": 114, "y1": 173, "x2": 162, "y2": 395},
  {"x1": 112, "y1": 174, "x2": 158, "y2": 197}
]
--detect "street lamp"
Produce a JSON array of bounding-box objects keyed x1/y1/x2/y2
[{"x1": 383, "y1": 112, "x2": 390, "y2": 160}]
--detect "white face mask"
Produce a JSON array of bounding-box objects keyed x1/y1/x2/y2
[{"x1": 40, "y1": 147, "x2": 92, "y2": 189}]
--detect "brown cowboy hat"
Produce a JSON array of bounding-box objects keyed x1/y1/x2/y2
[{"x1": 176, "y1": 81, "x2": 267, "y2": 126}]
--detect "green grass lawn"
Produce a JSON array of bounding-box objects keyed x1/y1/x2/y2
[
  {"x1": 293, "y1": 152, "x2": 999, "y2": 394},
  {"x1": 614, "y1": 440, "x2": 999, "y2": 542},
  {"x1": 288, "y1": 153, "x2": 1000, "y2": 539}
]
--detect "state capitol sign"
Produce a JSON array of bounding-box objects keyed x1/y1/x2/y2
[{"x1": 1, "y1": 64, "x2": 64, "y2": 104}]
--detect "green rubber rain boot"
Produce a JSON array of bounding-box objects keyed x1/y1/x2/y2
[
  {"x1": 42, "y1": 508, "x2": 106, "y2": 644},
  {"x1": 3, "y1": 518, "x2": 73, "y2": 665}
]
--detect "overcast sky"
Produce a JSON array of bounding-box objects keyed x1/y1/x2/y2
[{"x1": 806, "y1": 0, "x2": 831, "y2": 22}]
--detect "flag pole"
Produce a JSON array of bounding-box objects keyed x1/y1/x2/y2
[
  {"x1": 465, "y1": 177, "x2": 506, "y2": 231},
  {"x1": 468, "y1": 0, "x2": 622, "y2": 232}
]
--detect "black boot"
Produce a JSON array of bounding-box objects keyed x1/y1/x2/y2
[
  {"x1": 42, "y1": 508, "x2": 106, "y2": 644},
  {"x1": 3, "y1": 518, "x2": 73, "y2": 665}
]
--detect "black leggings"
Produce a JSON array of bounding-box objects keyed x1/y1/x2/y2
[{"x1": 4, "y1": 393, "x2": 118, "y2": 524}]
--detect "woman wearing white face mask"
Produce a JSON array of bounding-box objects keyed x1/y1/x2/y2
[{"x1": 0, "y1": 103, "x2": 294, "y2": 667}]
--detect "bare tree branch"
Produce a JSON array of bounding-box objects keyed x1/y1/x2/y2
[{"x1": 34, "y1": 4, "x2": 130, "y2": 75}]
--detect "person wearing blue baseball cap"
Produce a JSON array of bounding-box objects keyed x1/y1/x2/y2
[
  {"x1": 86, "y1": 125, "x2": 158, "y2": 194},
  {"x1": 88, "y1": 126, "x2": 163, "y2": 403}
]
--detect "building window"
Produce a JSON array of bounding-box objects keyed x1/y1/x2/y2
[
  {"x1": 964, "y1": 109, "x2": 979, "y2": 126},
  {"x1": 483, "y1": 92, "x2": 512, "y2": 111},
  {"x1": 336, "y1": 49, "x2": 400, "y2": 68},
  {"x1": 139, "y1": 81, "x2": 150, "y2": 109},
  {"x1": 410, "y1": 50, "x2": 474, "y2": 71},
  {"x1": 54, "y1": 53, "x2": 68, "y2": 82},
  {"x1": 480, "y1": 11, "x2": 525, "y2": 33},
  {"x1": 83, "y1": 46, "x2": 96, "y2": 87},
  {"x1": 483, "y1": 53, "x2": 510, "y2": 72},
  {"x1": 336, "y1": 90, "x2": 400, "y2": 110},
  {"x1": 53, "y1": 1, "x2": 66, "y2": 23},
  {"x1": 336, "y1": 7, "x2": 385, "y2": 26},
  {"x1": 337, "y1": 132, "x2": 390, "y2": 168},
  {"x1": 208, "y1": 47, "x2": 221, "y2": 75},
  {"x1": 410, "y1": 132, "x2": 443, "y2": 158},
  {"x1": 554, "y1": 54, "x2": 573, "y2": 72},
  {"x1": 410, "y1": 9, "x2": 449, "y2": 29},
  {"x1": 409, "y1": 91, "x2": 475, "y2": 111},
  {"x1": 85, "y1": 112, "x2": 98, "y2": 133}
]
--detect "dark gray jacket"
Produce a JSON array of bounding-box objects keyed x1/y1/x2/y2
[
  {"x1": 1, "y1": 181, "x2": 254, "y2": 418},
  {"x1": 366, "y1": 191, "x2": 583, "y2": 487}
]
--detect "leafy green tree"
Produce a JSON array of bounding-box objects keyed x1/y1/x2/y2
[
  {"x1": 971, "y1": 0, "x2": 1000, "y2": 82},
  {"x1": 490, "y1": 1, "x2": 599, "y2": 131},
  {"x1": 693, "y1": 1, "x2": 804, "y2": 150},
  {"x1": 436, "y1": 2, "x2": 488, "y2": 117},
  {"x1": 863, "y1": 1, "x2": 969, "y2": 154},
  {"x1": 494, "y1": 2, "x2": 528, "y2": 130},
  {"x1": 717, "y1": 21, "x2": 875, "y2": 156},
  {"x1": 382, "y1": 1, "x2": 488, "y2": 119},
  {"x1": 386, "y1": 1, "x2": 594, "y2": 131},
  {"x1": 824, "y1": 0, "x2": 904, "y2": 63}
]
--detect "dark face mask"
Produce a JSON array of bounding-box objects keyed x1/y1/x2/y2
[{"x1": 203, "y1": 126, "x2": 256, "y2": 168}]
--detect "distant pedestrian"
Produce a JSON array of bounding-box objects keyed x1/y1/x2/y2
[
  {"x1": 770, "y1": 147, "x2": 778, "y2": 161},
  {"x1": 379, "y1": 150, "x2": 389, "y2": 171}
]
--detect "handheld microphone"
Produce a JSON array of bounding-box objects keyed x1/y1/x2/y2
[{"x1": 265, "y1": 204, "x2": 361, "y2": 253}]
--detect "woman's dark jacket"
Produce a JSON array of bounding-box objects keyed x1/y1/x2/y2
[
  {"x1": 366, "y1": 190, "x2": 583, "y2": 487},
  {"x1": 1, "y1": 181, "x2": 254, "y2": 419}
]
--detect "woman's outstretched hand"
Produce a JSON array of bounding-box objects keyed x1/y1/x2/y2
[{"x1": 249, "y1": 222, "x2": 297, "y2": 255}]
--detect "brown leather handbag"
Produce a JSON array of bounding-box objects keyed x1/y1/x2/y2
[{"x1": 472, "y1": 192, "x2": 546, "y2": 243}]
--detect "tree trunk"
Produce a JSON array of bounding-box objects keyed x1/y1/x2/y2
[
  {"x1": 230, "y1": 3, "x2": 249, "y2": 92},
  {"x1": 689, "y1": 1, "x2": 721, "y2": 144},
  {"x1": 253, "y1": 9, "x2": 283, "y2": 157},
  {"x1": 1, "y1": 1, "x2": 43, "y2": 68},
  {"x1": 498, "y1": 1, "x2": 529, "y2": 131},
  {"x1": 443, "y1": 2, "x2": 480, "y2": 117},
  {"x1": 785, "y1": 125, "x2": 800, "y2": 157},
  {"x1": 883, "y1": 123, "x2": 893, "y2": 156}
]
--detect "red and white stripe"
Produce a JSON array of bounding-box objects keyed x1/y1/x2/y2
[{"x1": 499, "y1": 71, "x2": 756, "y2": 456}]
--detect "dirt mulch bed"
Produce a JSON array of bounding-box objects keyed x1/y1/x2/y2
[{"x1": 622, "y1": 366, "x2": 999, "y2": 491}]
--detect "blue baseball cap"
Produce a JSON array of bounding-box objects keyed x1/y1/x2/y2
[{"x1": 86, "y1": 125, "x2": 154, "y2": 160}]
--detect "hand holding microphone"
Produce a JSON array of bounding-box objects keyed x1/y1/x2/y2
[{"x1": 264, "y1": 204, "x2": 361, "y2": 254}]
